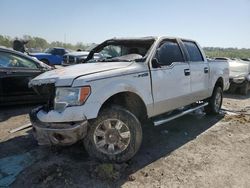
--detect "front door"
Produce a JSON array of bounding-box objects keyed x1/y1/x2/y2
[
  {"x1": 150, "y1": 39, "x2": 191, "y2": 116},
  {"x1": 0, "y1": 51, "x2": 42, "y2": 104}
]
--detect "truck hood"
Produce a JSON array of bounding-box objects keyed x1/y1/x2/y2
[{"x1": 29, "y1": 62, "x2": 133, "y2": 87}]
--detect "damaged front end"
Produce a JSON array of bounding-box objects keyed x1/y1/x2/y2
[
  {"x1": 29, "y1": 84, "x2": 88, "y2": 146},
  {"x1": 32, "y1": 83, "x2": 56, "y2": 112},
  {"x1": 30, "y1": 106, "x2": 88, "y2": 146}
]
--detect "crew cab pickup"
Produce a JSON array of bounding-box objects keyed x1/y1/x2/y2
[{"x1": 29, "y1": 37, "x2": 230, "y2": 162}]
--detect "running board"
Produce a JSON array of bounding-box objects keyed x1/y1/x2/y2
[{"x1": 153, "y1": 102, "x2": 208, "y2": 126}]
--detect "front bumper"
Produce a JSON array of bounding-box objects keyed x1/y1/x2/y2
[{"x1": 30, "y1": 107, "x2": 88, "y2": 146}]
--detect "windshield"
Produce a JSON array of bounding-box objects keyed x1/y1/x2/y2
[{"x1": 86, "y1": 39, "x2": 155, "y2": 63}]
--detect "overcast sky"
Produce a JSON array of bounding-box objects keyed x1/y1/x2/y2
[{"x1": 0, "y1": 0, "x2": 250, "y2": 48}]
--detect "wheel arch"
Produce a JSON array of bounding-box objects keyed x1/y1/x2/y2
[
  {"x1": 98, "y1": 91, "x2": 148, "y2": 122},
  {"x1": 214, "y1": 77, "x2": 224, "y2": 90}
]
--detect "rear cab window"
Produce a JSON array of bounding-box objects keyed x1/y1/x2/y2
[
  {"x1": 54, "y1": 49, "x2": 65, "y2": 56},
  {"x1": 182, "y1": 41, "x2": 204, "y2": 62}
]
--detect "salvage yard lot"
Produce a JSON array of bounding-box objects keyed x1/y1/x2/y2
[{"x1": 0, "y1": 93, "x2": 250, "y2": 187}]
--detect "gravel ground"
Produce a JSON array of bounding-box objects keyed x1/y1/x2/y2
[{"x1": 0, "y1": 93, "x2": 250, "y2": 188}]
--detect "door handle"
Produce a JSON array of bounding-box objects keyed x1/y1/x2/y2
[
  {"x1": 204, "y1": 67, "x2": 209, "y2": 73},
  {"x1": 184, "y1": 69, "x2": 190, "y2": 76}
]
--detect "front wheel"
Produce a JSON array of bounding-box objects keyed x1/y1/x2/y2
[
  {"x1": 84, "y1": 105, "x2": 142, "y2": 163},
  {"x1": 205, "y1": 87, "x2": 223, "y2": 115}
]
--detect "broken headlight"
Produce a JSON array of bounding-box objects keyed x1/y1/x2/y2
[{"x1": 54, "y1": 86, "x2": 91, "y2": 112}]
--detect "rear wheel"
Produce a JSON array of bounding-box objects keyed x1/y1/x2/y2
[
  {"x1": 205, "y1": 87, "x2": 223, "y2": 115},
  {"x1": 84, "y1": 105, "x2": 142, "y2": 163}
]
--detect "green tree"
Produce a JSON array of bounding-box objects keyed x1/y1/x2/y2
[{"x1": 0, "y1": 35, "x2": 12, "y2": 47}]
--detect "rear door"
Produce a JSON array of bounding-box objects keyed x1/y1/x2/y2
[
  {"x1": 0, "y1": 51, "x2": 43, "y2": 104},
  {"x1": 150, "y1": 39, "x2": 192, "y2": 116},
  {"x1": 181, "y1": 40, "x2": 209, "y2": 101}
]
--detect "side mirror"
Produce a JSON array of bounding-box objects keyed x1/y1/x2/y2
[{"x1": 152, "y1": 58, "x2": 161, "y2": 68}]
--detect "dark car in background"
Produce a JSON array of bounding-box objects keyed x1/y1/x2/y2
[
  {"x1": 62, "y1": 51, "x2": 101, "y2": 66},
  {"x1": 0, "y1": 47, "x2": 53, "y2": 105},
  {"x1": 29, "y1": 47, "x2": 69, "y2": 66},
  {"x1": 241, "y1": 58, "x2": 250, "y2": 62}
]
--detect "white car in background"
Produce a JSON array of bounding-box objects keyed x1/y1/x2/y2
[{"x1": 215, "y1": 57, "x2": 250, "y2": 95}]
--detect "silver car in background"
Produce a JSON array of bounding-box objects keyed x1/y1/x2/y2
[
  {"x1": 62, "y1": 51, "x2": 101, "y2": 66},
  {"x1": 215, "y1": 57, "x2": 250, "y2": 95}
]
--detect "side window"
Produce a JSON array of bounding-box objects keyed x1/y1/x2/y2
[
  {"x1": 53, "y1": 49, "x2": 65, "y2": 55},
  {"x1": 156, "y1": 40, "x2": 184, "y2": 66},
  {"x1": 59, "y1": 49, "x2": 66, "y2": 55},
  {"x1": 54, "y1": 49, "x2": 61, "y2": 55},
  {"x1": 183, "y1": 41, "x2": 204, "y2": 62},
  {"x1": 0, "y1": 52, "x2": 10, "y2": 68},
  {"x1": 0, "y1": 52, "x2": 38, "y2": 69}
]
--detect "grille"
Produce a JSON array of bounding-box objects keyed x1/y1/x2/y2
[{"x1": 33, "y1": 84, "x2": 55, "y2": 111}]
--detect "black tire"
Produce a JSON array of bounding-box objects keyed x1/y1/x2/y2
[
  {"x1": 240, "y1": 82, "x2": 249, "y2": 95},
  {"x1": 84, "y1": 105, "x2": 142, "y2": 163},
  {"x1": 205, "y1": 87, "x2": 223, "y2": 115}
]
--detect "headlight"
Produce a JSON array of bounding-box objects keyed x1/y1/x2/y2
[
  {"x1": 54, "y1": 86, "x2": 91, "y2": 112},
  {"x1": 232, "y1": 76, "x2": 245, "y2": 84}
]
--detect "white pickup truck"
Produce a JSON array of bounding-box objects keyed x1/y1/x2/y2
[{"x1": 29, "y1": 37, "x2": 230, "y2": 162}]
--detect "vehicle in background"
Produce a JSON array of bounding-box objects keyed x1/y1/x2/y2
[
  {"x1": 29, "y1": 37, "x2": 229, "y2": 162},
  {"x1": 241, "y1": 58, "x2": 250, "y2": 62},
  {"x1": 62, "y1": 51, "x2": 101, "y2": 66},
  {"x1": 0, "y1": 47, "x2": 53, "y2": 105},
  {"x1": 215, "y1": 57, "x2": 250, "y2": 95},
  {"x1": 29, "y1": 47, "x2": 70, "y2": 66},
  {"x1": 214, "y1": 57, "x2": 231, "y2": 61},
  {"x1": 28, "y1": 48, "x2": 43, "y2": 53}
]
